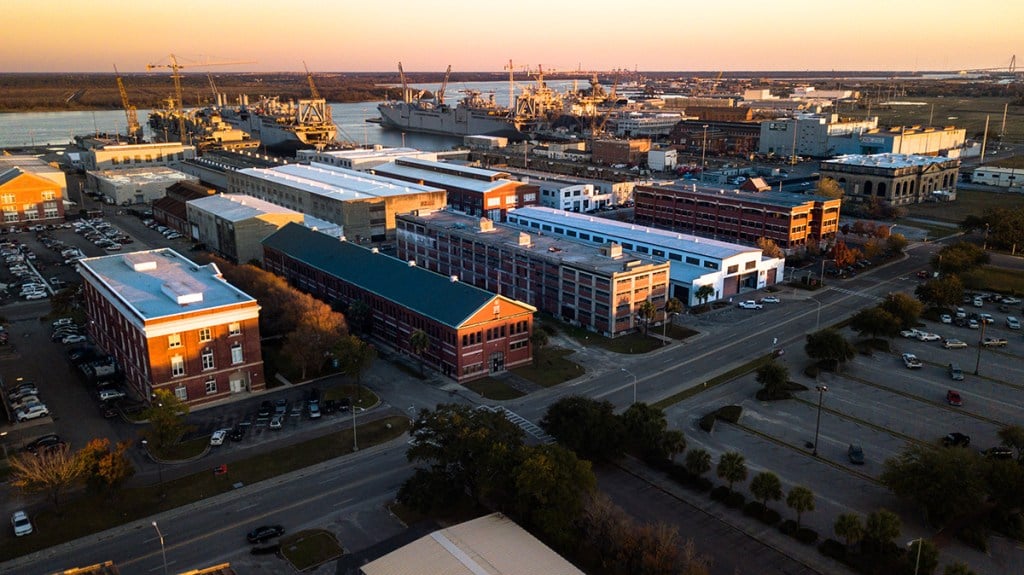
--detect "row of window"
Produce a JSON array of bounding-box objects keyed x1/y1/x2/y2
[
  {"x1": 167, "y1": 323, "x2": 241, "y2": 348},
  {"x1": 170, "y1": 344, "x2": 245, "y2": 377}
]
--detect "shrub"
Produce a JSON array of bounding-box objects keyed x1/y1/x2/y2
[
  {"x1": 710, "y1": 486, "x2": 730, "y2": 501},
  {"x1": 804, "y1": 365, "x2": 820, "y2": 378},
  {"x1": 795, "y1": 527, "x2": 819, "y2": 545},
  {"x1": 540, "y1": 323, "x2": 557, "y2": 336},
  {"x1": 957, "y1": 523, "x2": 989, "y2": 552},
  {"x1": 724, "y1": 491, "x2": 745, "y2": 508},
  {"x1": 760, "y1": 508, "x2": 781, "y2": 525},
  {"x1": 716, "y1": 405, "x2": 742, "y2": 423},
  {"x1": 689, "y1": 476, "x2": 713, "y2": 492},
  {"x1": 818, "y1": 538, "x2": 846, "y2": 561},
  {"x1": 646, "y1": 456, "x2": 674, "y2": 472},
  {"x1": 744, "y1": 501, "x2": 765, "y2": 517},
  {"x1": 779, "y1": 519, "x2": 798, "y2": 536},
  {"x1": 699, "y1": 413, "x2": 716, "y2": 432},
  {"x1": 667, "y1": 464, "x2": 690, "y2": 484}
]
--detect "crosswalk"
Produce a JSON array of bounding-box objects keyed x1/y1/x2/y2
[
  {"x1": 478, "y1": 405, "x2": 555, "y2": 444},
  {"x1": 828, "y1": 286, "x2": 882, "y2": 302}
]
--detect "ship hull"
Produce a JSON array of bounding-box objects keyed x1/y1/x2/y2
[{"x1": 377, "y1": 102, "x2": 524, "y2": 139}]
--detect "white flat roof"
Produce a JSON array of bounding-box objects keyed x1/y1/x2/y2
[
  {"x1": 507, "y1": 206, "x2": 758, "y2": 261},
  {"x1": 237, "y1": 163, "x2": 443, "y2": 201},
  {"x1": 78, "y1": 249, "x2": 255, "y2": 320},
  {"x1": 824, "y1": 153, "x2": 957, "y2": 169},
  {"x1": 372, "y1": 159, "x2": 510, "y2": 194},
  {"x1": 301, "y1": 147, "x2": 431, "y2": 160},
  {"x1": 91, "y1": 167, "x2": 194, "y2": 185},
  {"x1": 187, "y1": 193, "x2": 299, "y2": 222}
]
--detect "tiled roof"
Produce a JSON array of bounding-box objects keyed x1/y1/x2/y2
[{"x1": 262, "y1": 223, "x2": 533, "y2": 327}]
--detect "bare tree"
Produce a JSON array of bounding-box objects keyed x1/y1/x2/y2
[{"x1": 9, "y1": 445, "x2": 84, "y2": 512}]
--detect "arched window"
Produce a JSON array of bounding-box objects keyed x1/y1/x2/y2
[
  {"x1": 877, "y1": 182, "x2": 887, "y2": 197},
  {"x1": 864, "y1": 181, "x2": 873, "y2": 195}
]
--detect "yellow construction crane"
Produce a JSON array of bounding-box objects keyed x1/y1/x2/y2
[
  {"x1": 303, "y1": 62, "x2": 331, "y2": 124},
  {"x1": 146, "y1": 54, "x2": 254, "y2": 143},
  {"x1": 437, "y1": 65, "x2": 452, "y2": 105},
  {"x1": 113, "y1": 64, "x2": 141, "y2": 143}
]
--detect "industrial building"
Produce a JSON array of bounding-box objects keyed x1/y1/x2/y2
[
  {"x1": 86, "y1": 167, "x2": 197, "y2": 206},
  {"x1": 819, "y1": 153, "x2": 960, "y2": 205},
  {"x1": 633, "y1": 183, "x2": 842, "y2": 250},
  {"x1": 186, "y1": 194, "x2": 306, "y2": 264},
  {"x1": 262, "y1": 223, "x2": 536, "y2": 382},
  {"x1": 590, "y1": 138, "x2": 652, "y2": 166},
  {"x1": 78, "y1": 250, "x2": 266, "y2": 407},
  {"x1": 176, "y1": 149, "x2": 287, "y2": 190},
  {"x1": 613, "y1": 112, "x2": 684, "y2": 137},
  {"x1": 296, "y1": 146, "x2": 437, "y2": 171},
  {"x1": 758, "y1": 114, "x2": 879, "y2": 158},
  {"x1": 504, "y1": 206, "x2": 783, "y2": 306},
  {"x1": 671, "y1": 121, "x2": 762, "y2": 157},
  {"x1": 396, "y1": 211, "x2": 671, "y2": 337},
  {"x1": 371, "y1": 158, "x2": 539, "y2": 221},
  {"x1": 0, "y1": 167, "x2": 64, "y2": 225},
  {"x1": 971, "y1": 162, "x2": 1023, "y2": 189},
  {"x1": 848, "y1": 125, "x2": 967, "y2": 156},
  {"x1": 227, "y1": 163, "x2": 446, "y2": 244},
  {"x1": 152, "y1": 181, "x2": 217, "y2": 233},
  {"x1": 82, "y1": 142, "x2": 197, "y2": 171}
]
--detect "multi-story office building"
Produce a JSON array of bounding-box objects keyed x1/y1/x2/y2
[
  {"x1": 78, "y1": 250, "x2": 266, "y2": 407},
  {"x1": 83, "y1": 142, "x2": 197, "y2": 171},
  {"x1": 262, "y1": 223, "x2": 536, "y2": 382},
  {"x1": 0, "y1": 167, "x2": 65, "y2": 224},
  {"x1": 633, "y1": 183, "x2": 842, "y2": 249},
  {"x1": 819, "y1": 153, "x2": 961, "y2": 205},
  {"x1": 504, "y1": 206, "x2": 783, "y2": 306},
  {"x1": 396, "y1": 211, "x2": 671, "y2": 337},
  {"x1": 87, "y1": 167, "x2": 196, "y2": 205}
]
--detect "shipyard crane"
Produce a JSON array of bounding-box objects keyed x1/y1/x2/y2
[
  {"x1": 303, "y1": 61, "x2": 332, "y2": 123},
  {"x1": 437, "y1": 65, "x2": 452, "y2": 105},
  {"x1": 207, "y1": 73, "x2": 220, "y2": 105},
  {"x1": 113, "y1": 65, "x2": 141, "y2": 143},
  {"x1": 397, "y1": 62, "x2": 411, "y2": 103},
  {"x1": 146, "y1": 54, "x2": 254, "y2": 143}
]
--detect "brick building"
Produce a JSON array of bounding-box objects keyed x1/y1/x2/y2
[
  {"x1": 819, "y1": 154, "x2": 960, "y2": 205},
  {"x1": 0, "y1": 167, "x2": 64, "y2": 224},
  {"x1": 262, "y1": 223, "x2": 536, "y2": 382},
  {"x1": 78, "y1": 250, "x2": 266, "y2": 407},
  {"x1": 590, "y1": 139, "x2": 652, "y2": 166},
  {"x1": 396, "y1": 211, "x2": 671, "y2": 337},
  {"x1": 371, "y1": 158, "x2": 538, "y2": 222},
  {"x1": 633, "y1": 183, "x2": 841, "y2": 250},
  {"x1": 153, "y1": 181, "x2": 217, "y2": 233},
  {"x1": 83, "y1": 142, "x2": 197, "y2": 171},
  {"x1": 670, "y1": 121, "x2": 762, "y2": 157}
]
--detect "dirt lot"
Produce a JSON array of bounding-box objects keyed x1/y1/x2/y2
[
  {"x1": 904, "y1": 189, "x2": 1024, "y2": 223},
  {"x1": 841, "y1": 96, "x2": 1024, "y2": 142}
]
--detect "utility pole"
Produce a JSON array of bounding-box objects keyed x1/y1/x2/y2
[{"x1": 974, "y1": 319, "x2": 986, "y2": 375}]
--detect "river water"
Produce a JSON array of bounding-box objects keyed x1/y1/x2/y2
[{"x1": 0, "y1": 80, "x2": 578, "y2": 152}]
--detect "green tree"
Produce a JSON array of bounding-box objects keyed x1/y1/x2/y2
[
  {"x1": 409, "y1": 328, "x2": 430, "y2": 376},
  {"x1": 886, "y1": 233, "x2": 908, "y2": 255},
  {"x1": 864, "y1": 508, "x2": 902, "y2": 550},
  {"x1": 334, "y1": 335, "x2": 377, "y2": 391},
  {"x1": 880, "y1": 444, "x2": 985, "y2": 526},
  {"x1": 620, "y1": 402, "x2": 686, "y2": 461},
  {"x1": 756, "y1": 237, "x2": 784, "y2": 259},
  {"x1": 142, "y1": 389, "x2": 194, "y2": 452},
  {"x1": 932, "y1": 242, "x2": 989, "y2": 275},
  {"x1": 816, "y1": 177, "x2": 844, "y2": 199},
  {"x1": 9, "y1": 445, "x2": 84, "y2": 512},
  {"x1": 685, "y1": 448, "x2": 712, "y2": 478},
  {"x1": 637, "y1": 299, "x2": 657, "y2": 336},
  {"x1": 944, "y1": 562, "x2": 978, "y2": 575},
  {"x1": 908, "y1": 539, "x2": 940, "y2": 575},
  {"x1": 880, "y1": 292, "x2": 923, "y2": 330},
  {"x1": 750, "y1": 471, "x2": 783, "y2": 509},
  {"x1": 49, "y1": 287, "x2": 77, "y2": 316},
  {"x1": 755, "y1": 360, "x2": 789, "y2": 400},
  {"x1": 541, "y1": 396, "x2": 625, "y2": 461},
  {"x1": 786, "y1": 486, "x2": 815, "y2": 529},
  {"x1": 695, "y1": 284, "x2": 716, "y2": 311},
  {"x1": 805, "y1": 328, "x2": 856, "y2": 372},
  {"x1": 663, "y1": 297, "x2": 684, "y2": 340},
  {"x1": 849, "y1": 306, "x2": 901, "y2": 340},
  {"x1": 998, "y1": 424, "x2": 1024, "y2": 462},
  {"x1": 346, "y1": 299, "x2": 373, "y2": 336},
  {"x1": 716, "y1": 451, "x2": 747, "y2": 493},
  {"x1": 960, "y1": 214, "x2": 987, "y2": 234},
  {"x1": 78, "y1": 438, "x2": 135, "y2": 499},
  {"x1": 512, "y1": 443, "x2": 597, "y2": 548},
  {"x1": 530, "y1": 329, "x2": 549, "y2": 365},
  {"x1": 834, "y1": 513, "x2": 864, "y2": 549},
  {"x1": 915, "y1": 275, "x2": 965, "y2": 308}
]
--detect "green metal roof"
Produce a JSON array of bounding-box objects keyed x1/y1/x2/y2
[{"x1": 262, "y1": 223, "x2": 531, "y2": 328}]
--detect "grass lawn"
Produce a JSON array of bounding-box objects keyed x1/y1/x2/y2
[
  {"x1": 462, "y1": 377, "x2": 526, "y2": 400},
  {"x1": 962, "y1": 266, "x2": 1024, "y2": 295},
  {"x1": 537, "y1": 314, "x2": 663, "y2": 354},
  {"x1": 152, "y1": 436, "x2": 208, "y2": 461},
  {"x1": 847, "y1": 96, "x2": 1024, "y2": 142},
  {"x1": 388, "y1": 501, "x2": 429, "y2": 526},
  {"x1": 904, "y1": 190, "x2": 1024, "y2": 224},
  {"x1": 653, "y1": 353, "x2": 774, "y2": 410},
  {"x1": 0, "y1": 416, "x2": 410, "y2": 561},
  {"x1": 280, "y1": 529, "x2": 343, "y2": 571},
  {"x1": 664, "y1": 324, "x2": 699, "y2": 340},
  {"x1": 511, "y1": 347, "x2": 583, "y2": 387}
]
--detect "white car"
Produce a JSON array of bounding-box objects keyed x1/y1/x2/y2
[
  {"x1": 11, "y1": 511, "x2": 32, "y2": 537},
  {"x1": 917, "y1": 332, "x2": 941, "y2": 342},
  {"x1": 760, "y1": 296, "x2": 781, "y2": 304},
  {"x1": 61, "y1": 334, "x2": 87, "y2": 344},
  {"x1": 899, "y1": 329, "x2": 921, "y2": 339},
  {"x1": 1002, "y1": 297, "x2": 1021, "y2": 305},
  {"x1": 943, "y1": 339, "x2": 968, "y2": 349},
  {"x1": 210, "y1": 429, "x2": 228, "y2": 446},
  {"x1": 738, "y1": 300, "x2": 763, "y2": 310},
  {"x1": 15, "y1": 403, "x2": 50, "y2": 422},
  {"x1": 939, "y1": 314, "x2": 952, "y2": 324},
  {"x1": 1007, "y1": 316, "x2": 1021, "y2": 330},
  {"x1": 902, "y1": 353, "x2": 923, "y2": 369},
  {"x1": 97, "y1": 389, "x2": 126, "y2": 402},
  {"x1": 24, "y1": 292, "x2": 48, "y2": 300}
]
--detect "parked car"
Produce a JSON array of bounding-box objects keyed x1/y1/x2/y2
[
  {"x1": 899, "y1": 329, "x2": 921, "y2": 339},
  {"x1": 946, "y1": 390, "x2": 963, "y2": 407},
  {"x1": 8, "y1": 385, "x2": 39, "y2": 402},
  {"x1": 917, "y1": 332, "x2": 941, "y2": 342},
  {"x1": 1002, "y1": 297, "x2": 1021, "y2": 305},
  {"x1": 979, "y1": 313, "x2": 995, "y2": 324},
  {"x1": 210, "y1": 429, "x2": 228, "y2": 446},
  {"x1": 97, "y1": 389, "x2": 126, "y2": 402},
  {"x1": 228, "y1": 425, "x2": 246, "y2": 442},
  {"x1": 1007, "y1": 316, "x2": 1021, "y2": 330},
  {"x1": 939, "y1": 314, "x2": 952, "y2": 324},
  {"x1": 943, "y1": 339, "x2": 968, "y2": 349},
  {"x1": 11, "y1": 395, "x2": 42, "y2": 410},
  {"x1": 15, "y1": 403, "x2": 50, "y2": 422},
  {"x1": 985, "y1": 446, "x2": 1014, "y2": 459},
  {"x1": 847, "y1": 444, "x2": 865, "y2": 465},
  {"x1": 246, "y1": 524, "x2": 285, "y2": 544},
  {"x1": 738, "y1": 300, "x2": 763, "y2": 310},
  {"x1": 11, "y1": 511, "x2": 32, "y2": 537},
  {"x1": 257, "y1": 400, "x2": 273, "y2": 418},
  {"x1": 902, "y1": 353, "x2": 923, "y2": 369},
  {"x1": 943, "y1": 432, "x2": 971, "y2": 447},
  {"x1": 307, "y1": 401, "x2": 321, "y2": 419},
  {"x1": 22, "y1": 434, "x2": 64, "y2": 455},
  {"x1": 760, "y1": 296, "x2": 781, "y2": 304},
  {"x1": 982, "y1": 337, "x2": 1008, "y2": 348},
  {"x1": 968, "y1": 319, "x2": 980, "y2": 329},
  {"x1": 274, "y1": 398, "x2": 288, "y2": 416},
  {"x1": 61, "y1": 334, "x2": 87, "y2": 345},
  {"x1": 948, "y1": 363, "x2": 964, "y2": 381},
  {"x1": 269, "y1": 414, "x2": 284, "y2": 430}
]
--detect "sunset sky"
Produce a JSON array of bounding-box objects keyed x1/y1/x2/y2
[{"x1": 4, "y1": 0, "x2": 1020, "y2": 73}]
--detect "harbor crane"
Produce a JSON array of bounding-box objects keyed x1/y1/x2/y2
[
  {"x1": 113, "y1": 64, "x2": 141, "y2": 143},
  {"x1": 303, "y1": 61, "x2": 331, "y2": 123},
  {"x1": 397, "y1": 61, "x2": 410, "y2": 102},
  {"x1": 437, "y1": 65, "x2": 452, "y2": 105},
  {"x1": 146, "y1": 54, "x2": 253, "y2": 143}
]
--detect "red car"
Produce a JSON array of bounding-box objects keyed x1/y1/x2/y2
[{"x1": 946, "y1": 390, "x2": 963, "y2": 407}]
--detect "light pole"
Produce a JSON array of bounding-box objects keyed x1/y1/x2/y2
[
  {"x1": 819, "y1": 258, "x2": 836, "y2": 284},
  {"x1": 140, "y1": 439, "x2": 164, "y2": 497},
  {"x1": 699, "y1": 124, "x2": 709, "y2": 183},
  {"x1": 152, "y1": 521, "x2": 168, "y2": 575},
  {"x1": 350, "y1": 396, "x2": 358, "y2": 452},
  {"x1": 974, "y1": 318, "x2": 987, "y2": 375},
  {"x1": 812, "y1": 385, "x2": 828, "y2": 456},
  {"x1": 907, "y1": 538, "x2": 924, "y2": 575},
  {"x1": 621, "y1": 367, "x2": 638, "y2": 405}
]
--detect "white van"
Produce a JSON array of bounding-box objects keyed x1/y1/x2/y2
[{"x1": 1007, "y1": 316, "x2": 1021, "y2": 330}]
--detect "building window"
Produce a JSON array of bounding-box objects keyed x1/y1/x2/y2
[
  {"x1": 205, "y1": 378, "x2": 217, "y2": 394},
  {"x1": 175, "y1": 386, "x2": 188, "y2": 401},
  {"x1": 168, "y1": 333, "x2": 182, "y2": 348},
  {"x1": 201, "y1": 349, "x2": 215, "y2": 370},
  {"x1": 0, "y1": 194, "x2": 14, "y2": 204},
  {"x1": 41, "y1": 191, "x2": 56, "y2": 201},
  {"x1": 171, "y1": 355, "x2": 185, "y2": 377},
  {"x1": 231, "y1": 343, "x2": 243, "y2": 364},
  {"x1": 198, "y1": 328, "x2": 212, "y2": 342},
  {"x1": 228, "y1": 322, "x2": 241, "y2": 336}
]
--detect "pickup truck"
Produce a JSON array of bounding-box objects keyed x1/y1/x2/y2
[{"x1": 982, "y1": 337, "x2": 1008, "y2": 347}]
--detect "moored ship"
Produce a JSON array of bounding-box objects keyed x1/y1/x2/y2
[{"x1": 218, "y1": 95, "x2": 337, "y2": 156}]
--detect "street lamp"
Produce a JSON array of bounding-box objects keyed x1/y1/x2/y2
[
  {"x1": 820, "y1": 258, "x2": 836, "y2": 284},
  {"x1": 350, "y1": 396, "x2": 358, "y2": 452},
  {"x1": 812, "y1": 385, "x2": 828, "y2": 456},
  {"x1": 140, "y1": 439, "x2": 164, "y2": 497},
  {"x1": 907, "y1": 538, "x2": 924, "y2": 575},
  {"x1": 699, "y1": 124, "x2": 709, "y2": 183},
  {"x1": 974, "y1": 318, "x2": 987, "y2": 375},
  {"x1": 621, "y1": 367, "x2": 638, "y2": 405},
  {"x1": 152, "y1": 521, "x2": 168, "y2": 575}
]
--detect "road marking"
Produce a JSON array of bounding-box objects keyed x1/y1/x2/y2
[
  {"x1": 149, "y1": 561, "x2": 175, "y2": 573},
  {"x1": 332, "y1": 498, "x2": 354, "y2": 507},
  {"x1": 234, "y1": 503, "x2": 258, "y2": 512}
]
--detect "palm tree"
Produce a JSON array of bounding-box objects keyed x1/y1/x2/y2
[
  {"x1": 636, "y1": 300, "x2": 656, "y2": 336},
  {"x1": 409, "y1": 329, "x2": 429, "y2": 376},
  {"x1": 662, "y1": 297, "x2": 683, "y2": 342},
  {"x1": 786, "y1": 486, "x2": 815, "y2": 529},
  {"x1": 685, "y1": 448, "x2": 712, "y2": 478},
  {"x1": 695, "y1": 285, "x2": 716, "y2": 312},
  {"x1": 716, "y1": 452, "x2": 747, "y2": 493},
  {"x1": 750, "y1": 471, "x2": 782, "y2": 509},
  {"x1": 834, "y1": 513, "x2": 864, "y2": 550},
  {"x1": 529, "y1": 329, "x2": 549, "y2": 366}
]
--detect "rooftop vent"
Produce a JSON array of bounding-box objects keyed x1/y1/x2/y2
[
  {"x1": 371, "y1": 247, "x2": 379, "y2": 254},
  {"x1": 450, "y1": 275, "x2": 459, "y2": 283},
  {"x1": 517, "y1": 232, "x2": 532, "y2": 247},
  {"x1": 122, "y1": 253, "x2": 158, "y2": 272},
  {"x1": 600, "y1": 243, "x2": 623, "y2": 259},
  {"x1": 408, "y1": 260, "x2": 417, "y2": 267},
  {"x1": 161, "y1": 279, "x2": 204, "y2": 306},
  {"x1": 479, "y1": 218, "x2": 494, "y2": 232}
]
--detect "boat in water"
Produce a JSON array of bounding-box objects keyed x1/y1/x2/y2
[
  {"x1": 148, "y1": 98, "x2": 257, "y2": 151},
  {"x1": 218, "y1": 95, "x2": 337, "y2": 156}
]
